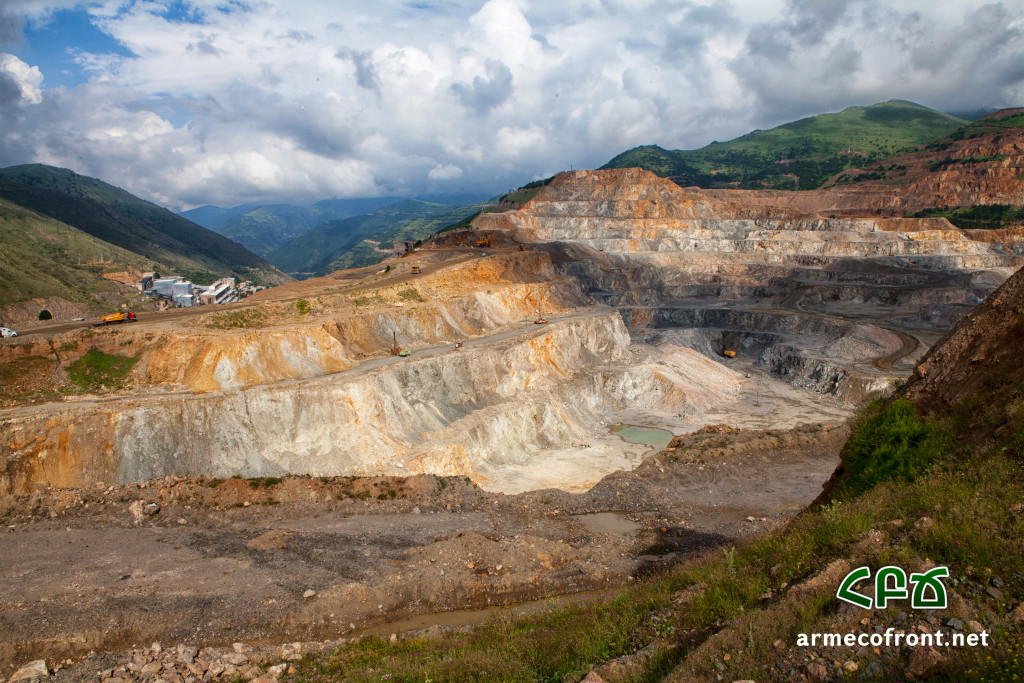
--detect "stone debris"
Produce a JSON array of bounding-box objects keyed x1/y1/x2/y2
[
  {"x1": 908, "y1": 646, "x2": 945, "y2": 677},
  {"x1": 9, "y1": 659, "x2": 49, "y2": 682},
  {"x1": 127, "y1": 500, "x2": 145, "y2": 525},
  {"x1": 79, "y1": 638, "x2": 364, "y2": 682}
]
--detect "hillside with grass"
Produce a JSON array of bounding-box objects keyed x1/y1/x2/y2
[
  {"x1": 266, "y1": 199, "x2": 486, "y2": 277},
  {"x1": 0, "y1": 164, "x2": 290, "y2": 286},
  {"x1": 603, "y1": 100, "x2": 968, "y2": 190},
  {"x1": 287, "y1": 265, "x2": 1024, "y2": 681},
  {"x1": 0, "y1": 198, "x2": 148, "y2": 320}
]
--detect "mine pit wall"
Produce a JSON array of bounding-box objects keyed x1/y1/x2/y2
[
  {"x1": 0, "y1": 280, "x2": 589, "y2": 395},
  {"x1": 148, "y1": 280, "x2": 588, "y2": 392},
  {"x1": 544, "y1": 244, "x2": 1003, "y2": 309},
  {"x1": 622, "y1": 307, "x2": 900, "y2": 402},
  {"x1": 2, "y1": 312, "x2": 701, "y2": 495}
]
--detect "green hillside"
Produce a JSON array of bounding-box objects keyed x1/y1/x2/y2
[
  {"x1": 322, "y1": 204, "x2": 486, "y2": 273},
  {"x1": 267, "y1": 200, "x2": 482, "y2": 277},
  {"x1": 603, "y1": 100, "x2": 968, "y2": 190},
  {"x1": 217, "y1": 204, "x2": 322, "y2": 256},
  {"x1": 213, "y1": 197, "x2": 400, "y2": 256},
  {"x1": 0, "y1": 198, "x2": 146, "y2": 311},
  {"x1": 0, "y1": 164, "x2": 290, "y2": 286},
  {"x1": 179, "y1": 203, "x2": 258, "y2": 230}
]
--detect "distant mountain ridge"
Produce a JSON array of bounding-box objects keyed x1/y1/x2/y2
[
  {"x1": 207, "y1": 198, "x2": 402, "y2": 256},
  {"x1": 183, "y1": 193, "x2": 492, "y2": 259},
  {"x1": 0, "y1": 164, "x2": 290, "y2": 286},
  {"x1": 266, "y1": 199, "x2": 484, "y2": 277},
  {"x1": 179, "y1": 203, "x2": 260, "y2": 230},
  {"x1": 603, "y1": 100, "x2": 968, "y2": 191}
]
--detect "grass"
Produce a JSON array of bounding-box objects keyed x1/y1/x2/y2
[
  {"x1": 291, "y1": 587, "x2": 673, "y2": 683},
  {"x1": 499, "y1": 188, "x2": 541, "y2": 204},
  {"x1": 396, "y1": 288, "x2": 424, "y2": 303},
  {"x1": 286, "y1": 389, "x2": 1024, "y2": 682},
  {"x1": 68, "y1": 348, "x2": 139, "y2": 392},
  {"x1": 929, "y1": 155, "x2": 1007, "y2": 172},
  {"x1": 832, "y1": 398, "x2": 950, "y2": 499},
  {"x1": 0, "y1": 198, "x2": 148, "y2": 310},
  {"x1": 247, "y1": 476, "x2": 284, "y2": 489},
  {"x1": 205, "y1": 308, "x2": 266, "y2": 328}
]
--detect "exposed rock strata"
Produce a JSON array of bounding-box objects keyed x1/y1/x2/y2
[{"x1": 0, "y1": 313, "x2": 751, "y2": 495}]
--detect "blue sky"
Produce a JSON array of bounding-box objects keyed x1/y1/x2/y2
[
  {"x1": 18, "y1": 9, "x2": 131, "y2": 89},
  {"x1": 1, "y1": 0, "x2": 1023, "y2": 210}
]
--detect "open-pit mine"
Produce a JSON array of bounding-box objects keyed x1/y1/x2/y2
[{"x1": 1, "y1": 165, "x2": 1022, "y2": 678}]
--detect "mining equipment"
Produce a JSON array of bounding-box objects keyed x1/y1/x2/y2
[
  {"x1": 94, "y1": 312, "x2": 137, "y2": 326},
  {"x1": 534, "y1": 310, "x2": 548, "y2": 325},
  {"x1": 722, "y1": 349, "x2": 737, "y2": 358},
  {"x1": 391, "y1": 332, "x2": 411, "y2": 357},
  {"x1": 411, "y1": 266, "x2": 422, "y2": 274},
  {"x1": 518, "y1": 244, "x2": 526, "y2": 251},
  {"x1": 475, "y1": 235, "x2": 490, "y2": 247}
]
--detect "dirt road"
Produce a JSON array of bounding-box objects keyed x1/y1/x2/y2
[{"x1": 8, "y1": 250, "x2": 489, "y2": 340}]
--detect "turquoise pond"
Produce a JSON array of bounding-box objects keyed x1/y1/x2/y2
[{"x1": 609, "y1": 425, "x2": 674, "y2": 453}]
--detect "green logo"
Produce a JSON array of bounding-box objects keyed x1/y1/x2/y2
[{"x1": 836, "y1": 566, "x2": 948, "y2": 610}]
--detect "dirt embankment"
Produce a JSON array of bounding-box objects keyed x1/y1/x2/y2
[
  {"x1": 0, "y1": 423, "x2": 845, "y2": 678},
  {"x1": 904, "y1": 260, "x2": 1024, "y2": 416}
]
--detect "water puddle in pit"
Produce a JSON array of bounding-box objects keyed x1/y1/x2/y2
[
  {"x1": 573, "y1": 512, "x2": 641, "y2": 535},
  {"x1": 609, "y1": 424, "x2": 673, "y2": 455}
]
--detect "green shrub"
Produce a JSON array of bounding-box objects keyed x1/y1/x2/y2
[
  {"x1": 834, "y1": 398, "x2": 950, "y2": 498},
  {"x1": 205, "y1": 309, "x2": 264, "y2": 328},
  {"x1": 68, "y1": 348, "x2": 139, "y2": 392},
  {"x1": 397, "y1": 287, "x2": 424, "y2": 302}
]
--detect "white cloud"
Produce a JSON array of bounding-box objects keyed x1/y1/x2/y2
[
  {"x1": 428, "y1": 163, "x2": 464, "y2": 181},
  {"x1": 0, "y1": 0, "x2": 1022, "y2": 209},
  {"x1": 0, "y1": 53, "x2": 42, "y2": 103}
]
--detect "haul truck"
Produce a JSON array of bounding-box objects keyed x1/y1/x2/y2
[{"x1": 94, "y1": 312, "x2": 138, "y2": 326}]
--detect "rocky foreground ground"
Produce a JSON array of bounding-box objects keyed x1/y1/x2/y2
[{"x1": 0, "y1": 424, "x2": 846, "y2": 681}]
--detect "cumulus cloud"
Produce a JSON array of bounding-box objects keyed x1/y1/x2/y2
[
  {"x1": 732, "y1": 0, "x2": 1024, "y2": 121},
  {"x1": 451, "y1": 58, "x2": 513, "y2": 115},
  {"x1": 428, "y1": 163, "x2": 463, "y2": 180},
  {"x1": 0, "y1": 0, "x2": 1022, "y2": 210},
  {"x1": 0, "y1": 53, "x2": 42, "y2": 103}
]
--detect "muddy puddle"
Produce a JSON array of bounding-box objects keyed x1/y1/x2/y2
[{"x1": 573, "y1": 512, "x2": 642, "y2": 535}]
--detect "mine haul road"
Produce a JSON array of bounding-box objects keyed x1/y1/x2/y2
[{"x1": 8, "y1": 250, "x2": 489, "y2": 340}]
